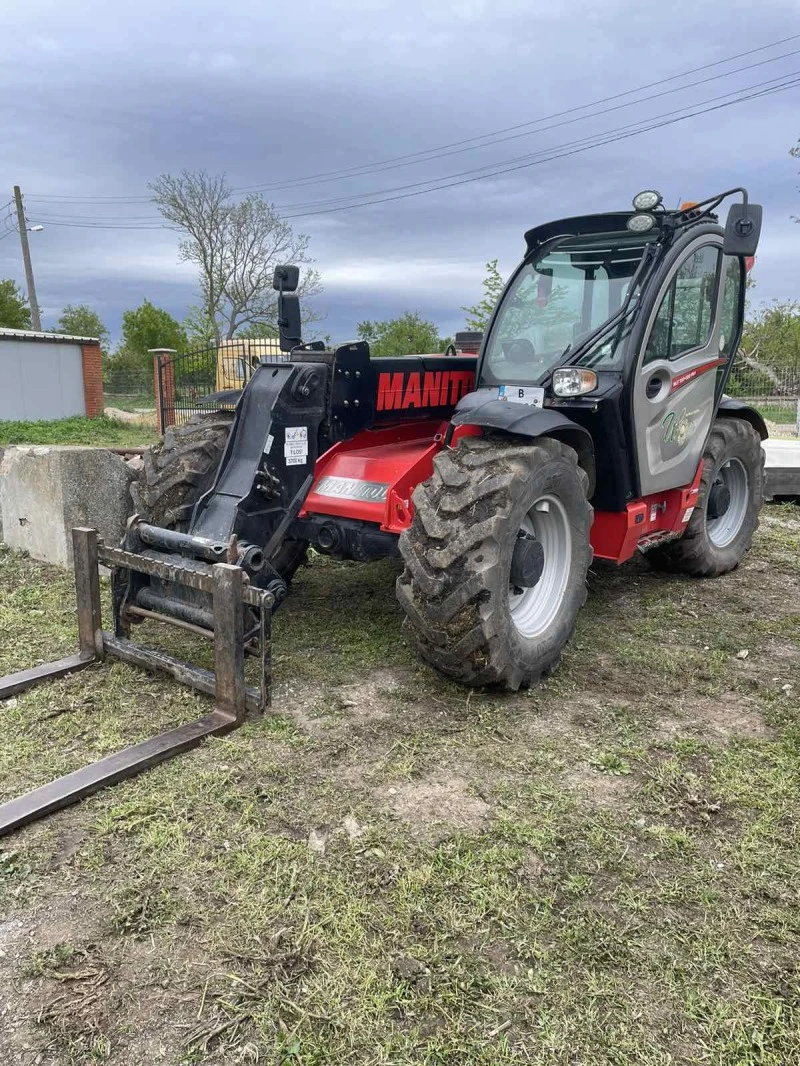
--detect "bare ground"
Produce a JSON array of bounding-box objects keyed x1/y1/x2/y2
[{"x1": 0, "y1": 503, "x2": 798, "y2": 1064}]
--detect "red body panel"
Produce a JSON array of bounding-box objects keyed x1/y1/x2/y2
[
  {"x1": 590, "y1": 462, "x2": 704, "y2": 562},
  {"x1": 305, "y1": 431, "x2": 704, "y2": 561},
  {"x1": 302, "y1": 422, "x2": 449, "y2": 533}
]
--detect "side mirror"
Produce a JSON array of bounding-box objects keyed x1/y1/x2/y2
[
  {"x1": 723, "y1": 203, "x2": 762, "y2": 257},
  {"x1": 272, "y1": 264, "x2": 300, "y2": 292},
  {"x1": 278, "y1": 293, "x2": 302, "y2": 352}
]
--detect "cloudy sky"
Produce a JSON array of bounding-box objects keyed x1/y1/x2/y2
[{"x1": 2, "y1": 0, "x2": 799, "y2": 345}]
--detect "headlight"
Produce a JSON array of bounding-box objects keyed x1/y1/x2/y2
[
  {"x1": 552, "y1": 367, "x2": 598, "y2": 397},
  {"x1": 627, "y1": 212, "x2": 656, "y2": 233},
  {"x1": 632, "y1": 189, "x2": 662, "y2": 211}
]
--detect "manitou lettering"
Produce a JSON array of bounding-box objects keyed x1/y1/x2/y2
[{"x1": 376, "y1": 370, "x2": 475, "y2": 411}]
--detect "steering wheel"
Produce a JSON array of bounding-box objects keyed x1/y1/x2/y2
[{"x1": 502, "y1": 337, "x2": 536, "y2": 366}]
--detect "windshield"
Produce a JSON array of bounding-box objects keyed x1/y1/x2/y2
[{"x1": 480, "y1": 232, "x2": 656, "y2": 386}]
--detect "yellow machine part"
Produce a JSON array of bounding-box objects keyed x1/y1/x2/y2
[{"x1": 215, "y1": 338, "x2": 283, "y2": 393}]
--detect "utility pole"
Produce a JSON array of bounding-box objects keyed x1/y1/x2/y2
[{"x1": 13, "y1": 185, "x2": 41, "y2": 331}]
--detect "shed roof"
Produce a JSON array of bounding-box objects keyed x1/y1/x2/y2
[{"x1": 0, "y1": 327, "x2": 100, "y2": 344}]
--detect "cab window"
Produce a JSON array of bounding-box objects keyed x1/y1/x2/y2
[
  {"x1": 644, "y1": 245, "x2": 721, "y2": 364},
  {"x1": 718, "y1": 255, "x2": 743, "y2": 360}
]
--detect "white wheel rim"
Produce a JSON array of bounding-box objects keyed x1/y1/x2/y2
[
  {"x1": 509, "y1": 495, "x2": 572, "y2": 639},
  {"x1": 706, "y1": 457, "x2": 749, "y2": 548}
]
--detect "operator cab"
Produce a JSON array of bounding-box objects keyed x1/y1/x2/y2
[{"x1": 468, "y1": 189, "x2": 763, "y2": 510}]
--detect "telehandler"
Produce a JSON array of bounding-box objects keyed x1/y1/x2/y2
[{"x1": 0, "y1": 188, "x2": 765, "y2": 833}]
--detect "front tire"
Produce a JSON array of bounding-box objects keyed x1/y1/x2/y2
[
  {"x1": 646, "y1": 417, "x2": 764, "y2": 577},
  {"x1": 396, "y1": 436, "x2": 593, "y2": 690}
]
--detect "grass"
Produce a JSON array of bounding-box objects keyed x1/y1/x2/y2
[
  {"x1": 0, "y1": 504, "x2": 798, "y2": 1064},
  {"x1": 0, "y1": 414, "x2": 159, "y2": 447},
  {"x1": 758, "y1": 403, "x2": 798, "y2": 427}
]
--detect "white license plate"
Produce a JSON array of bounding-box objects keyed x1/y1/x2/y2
[{"x1": 498, "y1": 385, "x2": 545, "y2": 408}]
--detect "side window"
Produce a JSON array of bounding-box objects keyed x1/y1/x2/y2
[
  {"x1": 718, "y1": 255, "x2": 743, "y2": 360},
  {"x1": 644, "y1": 245, "x2": 721, "y2": 364}
]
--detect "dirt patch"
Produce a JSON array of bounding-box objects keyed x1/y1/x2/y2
[
  {"x1": 563, "y1": 765, "x2": 636, "y2": 809},
  {"x1": 378, "y1": 773, "x2": 490, "y2": 833},
  {"x1": 654, "y1": 695, "x2": 773, "y2": 743},
  {"x1": 104, "y1": 406, "x2": 157, "y2": 426}
]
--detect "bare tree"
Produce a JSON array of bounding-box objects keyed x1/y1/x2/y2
[{"x1": 151, "y1": 171, "x2": 321, "y2": 343}]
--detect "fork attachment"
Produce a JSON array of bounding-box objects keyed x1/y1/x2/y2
[{"x1": 0, "y1": 527, "x2": 273, "y2": 837}]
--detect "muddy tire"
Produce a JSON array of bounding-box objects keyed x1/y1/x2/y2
[
  {"x1": 646, "y1": 417, "x2": 764, "y2": 577},
  {"x1": 135, "y1": 411, "x2": 307, "y2": 582},
  {"x1": 396, "y1": 435, "x2": 593, "y2": 690}
]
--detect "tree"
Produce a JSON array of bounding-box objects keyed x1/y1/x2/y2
[
  {"x1": 0, "y1": 279, "x2": 31, "y2": 330},
  {"x1": 462, "y1": 259, "x2": 504, "y2": 332},
  {"x1": 151, "y1": 170, "x2": 321, "y2": 344},
  {"x1": 56, "y1": 304, "x2": 110, "y2": 351},
  {"x1": 117, "y1": 300, "x2": 188, "y2": 368},
  {"x1": 357, "y1": 312, "x2": 445, "y2": 357},
  {"x1": 182, "y1": 303, "x2": 218, "y2": 349},
  {"x1": 741, "y1": 300, "x2": 800, "y2": 375}
]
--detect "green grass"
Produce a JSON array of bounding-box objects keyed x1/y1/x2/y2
[
  {"x1": 758, "y1": 403, "x2": 798, "y2": 427},
  {"x1": 0, "y1": 504, "x2": 798, "y2": 1064},
  {"x1": 0, "y1": 414, "x2": 159, "y2": 447},
  {"x1": 102, "y1": 392, "x2": 156, "y2": 413}
]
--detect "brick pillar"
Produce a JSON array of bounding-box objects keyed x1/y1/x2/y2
[
  {"x1": 81, "y1": 342, "x2": 104, "y2": 418},
  {"x1": 150, "y1": 348, "x2": 177, "y2": 435}
]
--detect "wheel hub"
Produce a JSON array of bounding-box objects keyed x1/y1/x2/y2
[
  {"x1": 508, "y1": 497, "x2": 572, "y2": 639},
  {"x1": 707, "y1": 478, "x2": 731, "y2": 520},
  {"x1": 706, "y1": 457, "x2": 750, "y2": 548},
  {"x1": 510, "y1": 532, "x2": 545, "y2": 590}
]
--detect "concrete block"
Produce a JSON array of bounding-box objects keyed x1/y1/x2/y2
[{"x1": 0, "y1": 446, "x2": 136, "y2": 567}]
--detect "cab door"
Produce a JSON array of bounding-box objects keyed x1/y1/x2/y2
[{"x1": 632, "y1": 239, "x2": 725, "y2": 496}]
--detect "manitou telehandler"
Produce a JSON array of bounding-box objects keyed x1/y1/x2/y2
[{"x1": 0, "y1": 188, "x2": 766, "y2": 833}]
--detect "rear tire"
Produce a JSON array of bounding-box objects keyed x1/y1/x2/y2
[
  {"x1": 646, "y1": 417, "x2": 764, "y2": 577},
  {"x1": 135, "y1": 411, "x2": 308, "y2": 583},
  {"x1": 396, "y1": 436, "x2": 593, "y2": 690}
]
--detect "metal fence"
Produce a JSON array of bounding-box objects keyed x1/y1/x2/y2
[
  {"x1": 727, "y1": 360, "x2": 800, "y2": 439},
  {"x1": 102, "y1": 366, "x2": 155, "y2": 419},
  {"x1": 155, "y1": 339, "x2": 288, "y2": 430}
]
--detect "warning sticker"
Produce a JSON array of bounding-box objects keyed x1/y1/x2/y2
[
  {"x1": 285, "y1": 426, "x2": 308, "y2": 443},
  {"x1": 263, "y1": 433, "x2": 274, "y2": 454},
  {"x1": 682, "y1": 506, "x2": 695, "y2": 523}
]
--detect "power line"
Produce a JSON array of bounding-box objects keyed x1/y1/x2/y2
[
  {"x1": 26, "y1": 65, "x2": 800, "y2": 227},
  {"x1": 238, "y1": 42, "x2": 800, "y2": 194},
  {"x1": 27, "y1": 74, "x2": 800, "y2": 228},
  {"x1": 277, "y1": 75, "x2": 800, "y2": 218},
  {"x1": 22, "y1": 31, "x2": 800, "y2": 208},
  {"x1": 263, "y1": 71, "x2": 800, "y2": 214}
]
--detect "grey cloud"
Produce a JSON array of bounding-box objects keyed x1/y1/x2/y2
[{"x1": 1, "y1": 0, "x2": 798, "y2": 341}]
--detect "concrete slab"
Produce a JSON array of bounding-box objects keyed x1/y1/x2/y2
[
  {"x1": 763, "y1": 440, "x2": 800, "y2": 499},
  {"x1": 0, "y1": 446, "x2": 136, "y2": 567}
]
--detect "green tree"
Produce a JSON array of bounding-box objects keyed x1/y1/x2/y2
[
  {"x1": 741, "y1": 300, "x2": 800, "y2": 374},
  {"x1": 238, "y1": 320, "x2": 279, "y2": 340},
  {"x1": 56, "y1": 304, "x2": 110, "y2": 351},
  {"x1": 117, "y1": 300, "x2": 188, "y2": 368},
  {"x1": 182, "y1": 303, "x2": 218, "y2": 348},
  {"x1": 0, "y1": 279, "x2": 31, "y2": 330},
  {"x1": 357, "y1": 312, "x2": 444, "y2": 357},
  {"x1": 462, "y1": 259, "x2": 504, "y2": 332}
]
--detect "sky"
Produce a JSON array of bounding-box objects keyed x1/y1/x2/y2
[{"x1": 1, "y1": 0, "x2": 799, "y2": 346}]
